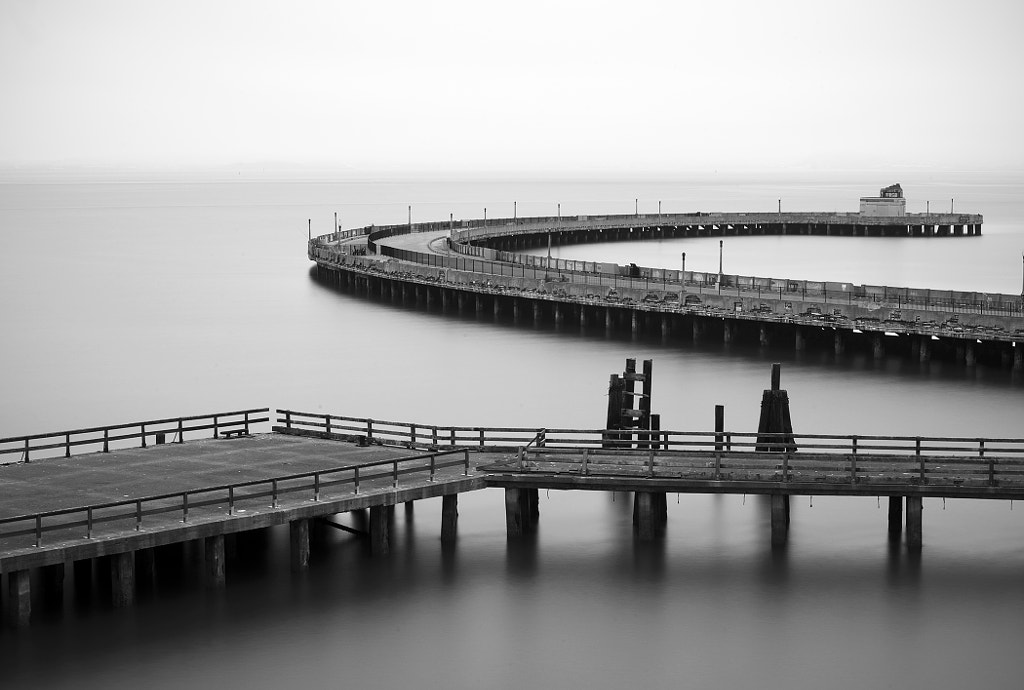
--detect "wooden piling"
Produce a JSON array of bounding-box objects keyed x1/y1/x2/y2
[
  {"x1": 634, "y1": 492, "x2": 658, "y2": 540},
  {"x1": 7, "y1": 569, "x2": 31, "y2": 627},
  {"x1": 505, "y1": 487, "x2": 525, "y2": 537},
  {"x1": 888, "y1": 496, "x2": 903, "y2": 541},
  {"x1": 771, "y1": 494, "x2": 790, "y2": 547},
  {"x1": 441, "y1": 494, "x2": 458, "y2": 542},
  {"x1": 290, "y1": 519, "x2": 310, "y2": 572},
  {"x1": 906, "y1": 495, "x2": 923, "y2": 551},
  {"x1": 369, "y1": 505, "x2": 390, "y2": 556},
  {"x1": 205, "y1": 534, "x2": 226, "y2": 587},
  {"x1": 110, "y1": 552, "x2": 135, "y2": 608}
]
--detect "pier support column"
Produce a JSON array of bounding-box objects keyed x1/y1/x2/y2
[
  {"x1": 634, "y1": 492, "x2": 658, "y2": 540},
  {"x1": 505, "y1": 488, "x2": 525, "y2": 537},
  {"x1": 920, "y1": 338, "x2": 931, "y2": 363},
  {"x1": 492, "y1": 297, "x2": 500, "y2": 318},
  {"x1": 770, "y1": 494, "x2": 790, "y2": 547},
  {"x1": 290, "y1": 519, "x2": 310, "y2": 572},
  {"x1": 457, "y1": 293, "x2": 466, "y2": 313},
  {"x1": 579, "y1": 306, "x2": 587, "y2": 330},
  {"x1": 759, "y1": 325, "x2": 770, "y2": 347},
  {"x1": 965, "y1": 343, "x2": 976, "y2": 367},
  {"x1": 135, "y1": 548, "x2": 156, "y2": 594},
  {"x1": 512, "y1": 299, "x2": 520, "y2": 323},
  {"x1": 906, "y1": 496, "x2": 923, "y2": 551},
  {"x1": 369, "y1": 505, "x2": 391, "y2": 556},
  {"x1": 475, "y1": 295, "x2": 484, "y2": 315},
  {"x1": 692, "y1": 319, "x2": 704, "y2": 343},
  {"x1": 6, "y1": 569, "x2": 31, "y2": 627},
  {"x1": 873, "y1": 335, "x2": 885, "y2": 360},
  {"x1": 661, "y1": 316, "x2": 670, "y2": 340},
  {"x1": 1014, "y1": 346, "x2": 1023, "y2": 372},
  {"x1": 205, "y1": 535, "x2": 226, "y2": 588},
  {"x1": 554, "y1": 304, "x2": 564, "y2": 325},
  {"x1": 110, "y1": 552, "x2": 135, "y2": 608},
  {"x1": 631, "y1": 310, "x2": 639, "y2": 335},
  {"x1": 605, "y1": 308, "x2": 614, "y2": 333},
  {"x1": 723, "y1": 322, "x2": 733, "y2": 344},
  {"x1": 441, "y1": 494, "x2": 458, "y2": 543},
  {"x1": 533, "y1": 302, "x2": 541, "y2": 326},
  {"x1": 834, "y1": 331, "x2": 845, "y2": 356},
  {"x1": 794, "y1": 327, "x2": 805, "y2": 352},
  {"x1": 888, "y1": 496, "x2": 903, "y2": 541}
]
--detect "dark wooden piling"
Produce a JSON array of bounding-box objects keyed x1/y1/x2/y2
[
  {"x1": 441, "y1": 494, "x2": 458, "y2": 542},
  {"x1": 888, "y1": 496, "x2": 903, "y2": 541},
  {"x1": 755, "y1": 364, "x2": 796, "y2": 452},
  {"x1": 290, "y1": 519, "x2": 310, "y2": 572},
  {"x1": 205, "y1": 534, "x2": 227, "y2": 587},
  {"x1": 906, "y1": 495, "x2": 923, "y2": 551}
]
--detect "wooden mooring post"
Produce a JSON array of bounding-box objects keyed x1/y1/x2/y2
[{"x1": 756, "y1": 363, "x2": 796, "y2": 547}]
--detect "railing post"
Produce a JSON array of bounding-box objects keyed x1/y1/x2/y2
[
  {"x1": 432, "y1": 426, "x2": 438, "y2": 449},
  {"x1": 648, "y1": 448, "x2": 655, "y2": 477},
  {"x1": 66, "y1": 432, "x2": 72, "y2": 457},
  {"x1": 314, "y1": 473, "x2": 321, "y2": 501},
  {"x1": 325, "y1": 415, "x2": 331, "y2": 436},
  {"x1": 182, "y1": 494, "x2": 188, "y2": 522},
  {"x1": 140, "y1": 425, "x2": 146, "y2": 449},
  {"x1": 464, "y1": 449, "x2": 470, "y2": 475},
  {"x1": 429, "y1": 454, "x2": 436, "y2": 481},
  {"x1": 87, "y1": 507, "x2": 94, "y2": 537},
  {"x1": 272, "y1": 480, "x2": 278, "y2": 508},
  {"x1": 285, "y1": 410, "x2": 292, "y2": 429},
  {"x1": 850, "y1": 450, "x2": 857, "y2": 484},
  {"x1": 178, "y1": 418, "x2": 184, "y2": 443},
  {"x1": 782, "y1": 452, "x2": 790, "y2": 481},
  {"x1": 214, "y1": 415, "x2": 219, "y2": 439},
  {"x1": 479, "y1": 428, "x2": 485, "y2": 448},
  {"x1": 411, "y1": 424, "x2": 417, "y2": 446},
  {"x1": 244, "y1": 411, "x2": 250, "y2": 435},
  {"x1": 450, "y1": 428, "x2": 456, "y2": 446},
  {"x1": 393, "y1": 460, "x2": 399, "y2": 488},
  {"x1": 582, "y1": 449, "x2": 589, "y2": 475},
  {"x1": 228, "y1": 486, "x2": 235, "y2": 515},
  {"x1": 103, "y1": 429, "x2": 109, "y2": 453},
  {"x1": 136, "y1": 501, "x2": 142, "y2": 530},
  {"x1": 354, "y1": 466, "x2": 360, "y2": 494},
  {"x1": 367, "y1": 419, "x2": 374, "y2": 441},
  {"x1": 35, "y1": 516, "x2": 42, "y2": 547},
  {"x1": 24, "y1": 437, "x2": 29, "y2": 463}
]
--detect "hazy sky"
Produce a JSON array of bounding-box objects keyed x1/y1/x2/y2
[{"x1": 1, "y1": 0, "x2": 1022, "y2": 174}]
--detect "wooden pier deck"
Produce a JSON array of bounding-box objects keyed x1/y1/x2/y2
[{"x1": 5, "y1": 406, "x2": 1024, "y2": 626}]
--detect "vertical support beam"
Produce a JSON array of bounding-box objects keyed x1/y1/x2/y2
[
  {"x1": 920, "y1": 337, "x2": 931, "y2": 363},
  {"x1": 873, "y1": 334, "x2": 885, "y2": 360},
  {"x1": 888, "y1": 496, "x2": 903, "y2": 541},
  {"x1": 441, "y1": 494, "x2": 458, "y2": 543},
  {"x1": 405, "y1": 500, "x2": 415, "y2": 520},
  {"x1": 7, "y1": 569, "x2": 31, "y2": 627},
  {"x1": 1014, "y1": 345, "x2": 1023, "y2": 372},
  {"x1": 759, "y1": 325, "x2": 770, "y2": 347},
  {"x1": 533, "y1": 302, "x2": 541, "y2": 326},
  {"x1": 965, "y1": 343, "x2": 976, "y2": 367},
  {"x1": 834, "y1": 331, "x2": 845, "y2": 356},
  {"x1": 770, "y1": 494, "x2": 790, "y2": 547},
  {"x1": 634, "y1": 491, "x2": 657, "y2": 541},
  {"x1": 290, "y1": 519, "x2": 310, "y2": 572},
  {"x1": 110, "y1": 552, "x2": 135, "y2": 608},
  {"x1": 794, "y1": 326, "x2": 805, "y2": 351},
  {"x1": 554, "y1": 304, "x2": 563, "y2": 325},
  {"x1": 906, "y1": 495, "x2": 923, "y2": 551},
  {"x1": 692, "y1": 318, "x2": 704, "y2": 343},
  {"x1": 723, "y1": 321, "x2": 733, "y2": 344},
  {"x1": 205, "y1": 534, "x2": 226, "y2": 587},
  {"x1": 505, "y1": 487, "x2": 525, "y2": 537},
  {"x1": 631, "y1": 310, "x2": 639, "y2": 335},
  {"x1": 605, "y1": 307, "x2": 614, "y2": 333},
  {"x1": 661, "y1": 315, "x2": 670, "y2": 340},
  {"x1": 135, "y1": 548, "x2": 156, "y2": 594},
  {"x1": 369, "y1": 505, "x2": 390, "y2": 556}
]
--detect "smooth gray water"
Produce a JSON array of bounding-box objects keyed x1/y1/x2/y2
[{"x1": 2, "y1": 173, "x2": 1023, "y2": 689}]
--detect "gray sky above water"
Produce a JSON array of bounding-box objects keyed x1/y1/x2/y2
[{"x1": 1, "y1": 0, "x2": 1022, "y2": 175}]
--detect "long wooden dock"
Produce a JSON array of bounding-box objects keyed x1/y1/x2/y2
[
  {"x1": 4, "y1": 405, "x2": 1024, "y2": 627},
  {"x1": 309, "y1": 208, "x2": 1024, "y2": 370}
]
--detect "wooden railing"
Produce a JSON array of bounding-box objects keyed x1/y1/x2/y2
[
  {"x1": 0, "y1": 408, "x2": 270, "y2": 464},
  {"x1": 0, "y1": 448, "x2": 470, "y2": 550}
]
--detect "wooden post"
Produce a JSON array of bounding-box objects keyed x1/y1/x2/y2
[
  {"x1": 756, "y1": 364, "x2": 796, "y2": 452},
  {"x1": 135, "y1": 548, "x2": 157, "y2": 594},
  {"x1": 110, "y1": 552, "x2": 135, "y2": 608},
  {"x1": 441, "y1": 494, "x2": 458, "y2": 543},
  {"x1": 888, "y1": 496, "x2": 903, "y2": 541},
  {"x1": 290, "y1": 519, "x2": 310, "y2": 572},
  {"x1": 41, "y1": 562, "x2": 65, "y2": 611},
  {"x1": 771, "y1": 494, "x2": 790, "y2": 547},
  {"x1": 906, "y1": 495, "x2": 923, "y2": 551},
  {"x1": 369, "y1": 505, "x2": 390, "y2": 556},
  {"x1": 7, "y1": 569, "x2": 31, "y2": 627},
  {"x1": 634, "y1": 491, "x2": 657, "y2": 540},
  {"x1": 604, "y1": 374, "x2": 624, "y2": 449},
  {"x1": 205, "y1": 535, "x2": 226, "y2": 587},
  {"x1": 505, "y1": 487, "x2": 525, "y2": 537}
]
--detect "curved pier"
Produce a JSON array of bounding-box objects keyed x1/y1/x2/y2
[{"x1": 308, "y1": 208, "x2": 1024, "y2": 370}]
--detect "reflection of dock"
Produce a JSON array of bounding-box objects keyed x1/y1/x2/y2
[
  {"x1": 310, "y1": 203, "x2": 1022, "y2": 369},
  {"x1": 5, "y1": 402, "x2": 1024, "y2": 625}
]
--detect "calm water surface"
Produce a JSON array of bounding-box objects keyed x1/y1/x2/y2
[{"x1": 1, "y1": 173, "x2": 1023, "y2": 689}]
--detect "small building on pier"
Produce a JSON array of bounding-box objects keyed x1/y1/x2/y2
[{"x1": 860, "y1": 183, "x2": 906, "y2": 217}]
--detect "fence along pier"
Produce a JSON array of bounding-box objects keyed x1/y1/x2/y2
[
  {"x1": 310, "y1": 202, "x2": 1024, "y2": 370},
  {"x1": 4, "y1": 372, "x2": 1024, "y2": 627}
]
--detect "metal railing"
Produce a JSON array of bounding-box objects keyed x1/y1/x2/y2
[
  {"x1": 0, "y1": 448, "x2": 470, "y2": 549},
  {"x1": 0, "y1": 408, "x2": 270, "y2": 464}
]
